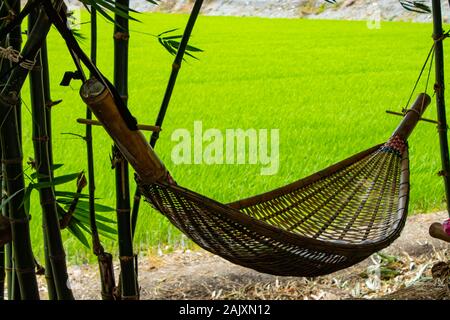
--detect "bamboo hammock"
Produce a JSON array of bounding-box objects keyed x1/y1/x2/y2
[{"x1": 81, "y1": 56, "x2": 431, "y2": 275}]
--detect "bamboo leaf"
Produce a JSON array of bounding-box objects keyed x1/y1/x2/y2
[
  {"x1": 20, "y1": 184, "x2": 33, "y2": 215},
  {"x1": 56, "y1": 205, "x2": 90, "y2": 248},
  {"x1": 0, "y1": 188, "x2": 23, "y2": 211},
  {"x1": 158, "y1": 28, "x2": 180, "y2": 37},
  {"x1": 71, "y1": 207, "x2": 116, "y2": 224},
  {"x1": 67, "y1": 221, "x2": 90, "y2": 248},
  {"x1": 399, "y1": 0, "x2": 431, "y2": 13},
  {"x1": 31, "y1": 172, "x2": 80, "y2": 189},
  {"x1": 59, "y1": 199, "x2": 114, "y2": 213},
  {"x1": 30, "y1": 164, "x2": 64, "y2": 180},
  {"x1": 54, "y1": 191, "x2": 90, "y2": 199}
]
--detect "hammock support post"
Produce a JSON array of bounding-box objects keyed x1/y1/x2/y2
[{"x1": 431, "y1": 0, "x2": 450, "y2": 217}]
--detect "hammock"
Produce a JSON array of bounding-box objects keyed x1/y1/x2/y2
[{"x1": 80, "y1": 79, "x2": 430, "y2": 276}]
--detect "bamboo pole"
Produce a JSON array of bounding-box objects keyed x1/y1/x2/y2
[
  {"x1": 28, "y1": 12, "x2": 57, "y2": 301},
  {"x1": 113, "y1": 0, "x2": 138, "y2": 299},
  {"x1": 86, "y1": 7, "x2": 117, "y2": 301},
  {"x1": 0, "y1": 2, "x2": 7, "y2": 300},
  {"x1": 431, "y1": 0, "x2": 450, "y2": 217},
  {"x1": 28, "y1": 8, "x2": 73, "y2": 300},
  {"x1": 0, "y1": 10, "x2": 20, "y2": 302},
  {"x1": 131, "y1": 0, "x2": 204, "y2": 236},
  {"x1": 0, "y1": 149, "x2": 3, "y2": 301},
  {"x1": 0, "y1": 0, "x2": 40, "y2": 300}
]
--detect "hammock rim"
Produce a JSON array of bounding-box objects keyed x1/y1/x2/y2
[{"x1": 143, "y1": 144, "x2": 410, "y2": 258}]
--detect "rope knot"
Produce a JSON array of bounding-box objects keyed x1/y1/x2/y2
[{"x1": 0, "y1": 46, "x2": 35, "y2": 70}]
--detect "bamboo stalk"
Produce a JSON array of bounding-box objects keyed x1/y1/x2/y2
[
  {"x1": 87, "y1": 7, "x2": 117, "y2": 300},
  {"x1": 28, "y1": 11, "x2": 56, "y2": 301},
  {"x1": 0, "y1": 3, "x2": 7, "y2": 300},
  {"x1": 0, "y1": 147, "x2": 3, "y2": 300},
  {"x1": 113, "y1": 0, "x2": 138, "y2": 299},
  {"x1": 131, "y1": 0, "x2": 204, "y2": 237},
  {"x1": 431, "y1": 0, "x2": 450, "y2": 218},
  {"x1": 28, "y1": 8, "x2": 73, "y2": 300},
  {"x1": 0, "y1": 0, "x2": 40, "y2": 300}
]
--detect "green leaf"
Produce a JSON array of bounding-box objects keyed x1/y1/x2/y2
[
  {"x1": 158, "y1": 28, "x2": 179, "y2": 37},
  {"x1": 71, "y1": 210, "x2": 117, "y2": 235},
  {"x1": 21, "y1": 184, "x2": 33, "y2": 215},
  {"x1": 55, "y1": 191, "x2": 89, "y2": 199},
  {"x1": 30, "y1": 164, "x2": 64, "y2": 180},
  {"x1": 31, "y1": 172, "x2": 80, "y2": 189},
  {"x1": 71, "y1": 207, "x2": 116, "y2": 224},
  {"x1": 67, "y1": 221, "x2": 90, "y2": 248},
  {"x1": 399, "y1": 0, "x2": 431, "y2": 13},
  {"x1": 0, "y1": 188, "x2": 23, "y2": 211},
  {"x1": 59, "y1": 199, "x2": 114, "y2": 213}
]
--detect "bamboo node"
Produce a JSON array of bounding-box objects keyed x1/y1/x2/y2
[
  {"x1": 119, "y1": 255, "x2": 134, "y2": 262},
  {"x1": 114, "y1": 32, "x2": 130, "y2": 41},
  {"x1": 1, "y1": 157, "x2": 23, "y2": 165},
  {"x1": 48, "y1": 254, "x2": 67, "y2": 261},
  {"x1": 438, "y1": 170, "x2": 448, "y2": 177},
  {"x1": 116, "y1": 208, "x2": 131, "y2": 214},
  {"x1": 14, "y1": 266, "x2": 37, "y2": 274},
  {"x1": 32, "y1": 135, "x2": 50, "y2": 142},
  {"x1": 8, "y1": 215, "x2": 31, "y2": 224}
]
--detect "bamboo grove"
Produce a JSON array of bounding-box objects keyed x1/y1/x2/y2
[{"x1": 0, "y1": 0, "x2": 203, "y2": 300}]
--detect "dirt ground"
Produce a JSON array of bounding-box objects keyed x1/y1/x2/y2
[{"x1": 40, "y1": 212, "x2": 450, "y2": 300}]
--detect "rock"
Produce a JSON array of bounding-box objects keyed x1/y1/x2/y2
[{"x1": 60, "y1": 0, "x2": 438, "y2": 22}]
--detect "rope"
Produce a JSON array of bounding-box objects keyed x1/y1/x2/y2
[
  {"x1": 0, "y1": 46, "x2": 35, "y2": 70},
  {"x1": 404, "y1": 31, "x2": 449, "y2": 110},
  {"x1": 404, "y1": 43, "x2": 435, "y2": 110}
]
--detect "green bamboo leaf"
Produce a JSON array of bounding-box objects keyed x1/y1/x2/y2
[
  {"x1": 55, "y1": 191, "x2": 90, "y2": 199},
  {"x1": 30, "y1": 163, "x2": 64, "y2": 180},
  {"x1": 61, "y1": 199, "x2": 114, "y2": 212},
  {"x1": 31, "y1": 172, "x2": 80, "y2": 189},
  {"x1": 76, "y1": 219, "x2": 116, "y2": 241},
  {"x1": 67, "y1": 221, "x2": 90, "y2": 248},
  {"x1": 71, "y1": 211, "x2": 117, "y2": 235},
  {"x1": 20, "y1": 184, "x2": 33, "y2": 215},
  {"x1": 185, "y1": 44, "x2": 204, "y2": 52},
  {"x1": 71, "y1": 207, "x2": 116, "y2": 224},
  {"x1": 94, "y1": 0, "x2": 139, "y2": 21},
  {"x1": 161, "y1": 35, "x2": 183, "y2": 40},
  {"x1": 102, "y1": 0, "x2": 140, "y2": 14},
  {"x1": 0, "y1": 188, "x2": 23, "y2": 211},
  {"x1": 158, "y1": 28, "x2": 179, "y2": 37}
]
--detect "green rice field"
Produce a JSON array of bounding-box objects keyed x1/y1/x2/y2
[{"x1": 19, "y1": 12, "x2": 450, "y2": 262}]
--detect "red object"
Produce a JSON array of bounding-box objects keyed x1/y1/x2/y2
[{"x1": 443, "y1": 219, "x2": 450, "y2": 235}]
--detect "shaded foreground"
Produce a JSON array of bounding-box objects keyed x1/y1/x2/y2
[{"x1": 37, "y1": 212, "x2": 449, "y2": 300}]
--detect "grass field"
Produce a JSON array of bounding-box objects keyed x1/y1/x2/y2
[{"x1": 18, "y1": 12, "x2": 450, "y2": 262}]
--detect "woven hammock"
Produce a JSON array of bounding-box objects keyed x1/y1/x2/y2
[
  {"x1": 140, "y1": 95, "x2": 430, "y2": 277},
  {"x1": 80, "y1": 79, "x2": 430, "y2": 277}
]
